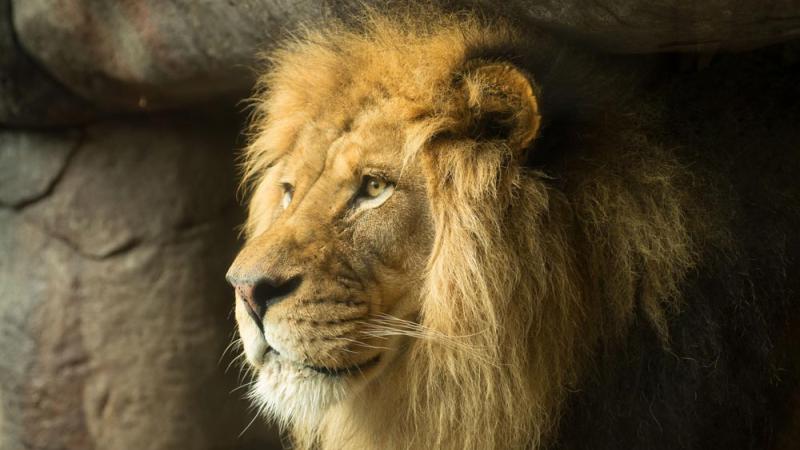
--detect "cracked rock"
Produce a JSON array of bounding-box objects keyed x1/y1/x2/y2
[
  {"x1": 0, "y1": 209, "x2": 275, "y2": 450},
  {"x1": 21, "y1": 114, "x2": 240, "y2": 258},
  {"x1": 0, "y1": 129, "x2": 81, "y2": 207},
  {"x1": 0, "y1": 111, "x2": 279, "y2": 449}
]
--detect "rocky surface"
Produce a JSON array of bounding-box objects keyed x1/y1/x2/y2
[
  {"x1": 20, "y1": 117, "x2": 238, "y2": 258},
  {"x1": 499, "y1": 0, "x2": 800, "y2": 52},
  {"x1": 0, "y1": 130, "x2": 81, "y2": 207},
  {"x1": 0, "y1": 116, "x2": 281, "y2": 450},
  {"x1": 11, "y1": 0, "x2": 329, "y2": 111},
  {"x1": 0, "y1": 0, "x2": 98, "y2": 125},
  {"x1": 9, "y1": 0, "x2": 800, "y2": 114}
]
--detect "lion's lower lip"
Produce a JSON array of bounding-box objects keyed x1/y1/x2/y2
[
  {"x1": 262, "y1": 347, "x2": 381, "y2": 377},
  {"x1": 305, "y1": 355, "x2": 381, "y2": 377}
]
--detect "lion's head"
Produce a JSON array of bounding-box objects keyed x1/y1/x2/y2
[{"x1": 228, "y1": 10, "x2": 695, "y2": 450}]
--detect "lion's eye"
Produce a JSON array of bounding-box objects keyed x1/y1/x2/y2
[
  {"x1": 356, "y1": 175, "x2": 394, "y2": 210},
  {"x1": 281, "y1": 183, "x2": 293, "y2": 209},
  {"x1": 365, "y1": 176, "x2": 387, "y2": 198}
]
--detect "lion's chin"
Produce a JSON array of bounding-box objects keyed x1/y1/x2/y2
[{"x1": 249, "y1": 351, "x2": 383, "y2": 426}]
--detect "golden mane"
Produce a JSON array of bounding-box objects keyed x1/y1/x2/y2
[{"x1": 241, "y1": 9, "x2": 698, "y2": 450}]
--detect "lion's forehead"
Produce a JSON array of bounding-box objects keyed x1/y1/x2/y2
[{"x1": 286, "y1": 111, "x2": 408, "y2": 180}]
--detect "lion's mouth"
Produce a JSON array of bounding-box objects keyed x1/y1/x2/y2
[
  {"x1": 305, "y1": 355, "x2": 381, "y2": 376},
  {"x1": 264, "y1": 347, "x2": 381, "y2": 377}
]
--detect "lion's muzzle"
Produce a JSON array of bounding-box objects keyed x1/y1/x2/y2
[
  {"x1": 226, "y1": 272, "x2": 303, "y2": 330},
  {"x1": 226, "y1": 222, "x2": 385, "y2": 377}
]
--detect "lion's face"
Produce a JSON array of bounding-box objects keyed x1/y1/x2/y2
[
  {"x1": 228, "y1": 13, "x2": 547, "y2": 436},
  {"x1": 227, "y1": 112, "x2": 433, "y2": 422}
]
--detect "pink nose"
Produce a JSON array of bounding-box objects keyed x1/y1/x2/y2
[
  {"x1": 226, "y1": 275, "x2": 303, "y2": 324},
  {"x1": 235, "y1": 284, "x2": 259, "y2": 318}
]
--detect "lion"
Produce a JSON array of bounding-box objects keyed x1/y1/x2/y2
[{"x1": 226, "y1": 9, "x2": 800, "y2": 450}]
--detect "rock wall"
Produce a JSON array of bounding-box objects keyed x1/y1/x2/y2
[
  {"x1": 1, "y1": 1, "x2": 799, "y2": 450},
  {"x1": 1, "y1": 0, "x2": 286, "y2": 444},
  {"x1": 0, "y1": 114, "x2": 283, "y2": 449}
]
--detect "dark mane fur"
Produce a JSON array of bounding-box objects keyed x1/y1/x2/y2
[{"x1": 552, "y1": 45, "x2": 800, "y2": 450}]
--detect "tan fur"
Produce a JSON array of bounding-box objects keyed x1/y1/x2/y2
[{"x1": 232, "y1": 9, "x2": 698, "y2": 450}]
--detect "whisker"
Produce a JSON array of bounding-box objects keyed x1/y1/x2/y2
[
  {"x1": 361, "y1": 313, "x2": 497, "y2": 365},
  {"x1": 239, "y1": 400, "x2": 267, "y2": 438},
  {"x1": 219, "y1": 337, "x2": 243, "y2": 366},
  {"x1": 237, "y1": 358, "x2": 255, "y2": 384},
  {"x1": 225, "y1": 351, "x2": 247, "y2": 375},
  {"x1": 333, "y1": 335, "x2": 392, "y2": 352},
  {"x1": 231, "y1": 379, "x2": 258, "y2": 395}
]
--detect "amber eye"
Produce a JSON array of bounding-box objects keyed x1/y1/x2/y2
[
  {"x1": 364, "y1": 176, "x2": 388, "y2": 198},
  {"x1": 355, "y1": 175, "x2": 395, "y2": 210}
]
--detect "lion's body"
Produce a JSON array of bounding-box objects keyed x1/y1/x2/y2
[{"x1": 231, "y1": 9, "x2": 800, "y2": 450}]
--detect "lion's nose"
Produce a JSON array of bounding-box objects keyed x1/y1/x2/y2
[{"x1": 228, "y1": 275, "x2": 302, "y2": 323}]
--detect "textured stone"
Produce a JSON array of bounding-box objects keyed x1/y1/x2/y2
[
  {"x1": 0, "y1": 0, "x2": 98, "y2": 125},
  {"x1": 0, "y1": 130, "x2": 81, "y2": 207},
  {"x1": 0, "y1": 117, "x2": 281, "y2": 450},
  {"x1": 21, "y1": 115, "x2": 239, "y2": 258},
  {"x1": 11, "y1": 0, "x2": 329, "y2": 111},
  {"x1": 10, "y1": 0, "x2": 800, "y2": 113},
  {"x1": 499, "y1": 0, "x2": 800, "y2": 52},
  {"x1": 0, "y1": 206, "x2": 93, "y2": 448}
]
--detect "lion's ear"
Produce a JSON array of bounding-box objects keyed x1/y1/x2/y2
[{"x1": 459, "y1": 62, "x2": 541, "y2": 153}]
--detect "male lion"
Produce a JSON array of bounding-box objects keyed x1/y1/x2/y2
[{"x1": 226, "y1": 10, "x2": 800, "y2": 450}]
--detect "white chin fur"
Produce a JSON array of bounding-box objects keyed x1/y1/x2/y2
[{"x1": 249, "y1": 357, "x2": 350, "y2": 428}]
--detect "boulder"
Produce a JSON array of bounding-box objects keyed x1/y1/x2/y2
[
  {"x1": 11, "y1": 0, "x2": 328, "y2": 111},
  {"x1": 14, "y1": 0, "x2": 800, "y2": 110},
  {"x1": 12, "y1": 0, "x2": 800, "y2": 113}
]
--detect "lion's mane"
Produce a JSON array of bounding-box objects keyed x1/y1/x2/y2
[{"x1": 240, "y1": 8, "x2": 800, "y2": 450}]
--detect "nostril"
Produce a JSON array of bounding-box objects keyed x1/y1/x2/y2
[
  {"x1": 235, "y1": 284, "x2": 264, "y2": 333},
  {"x1": 251, "y1": 275, "x2": 302, "y2": 318}
]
